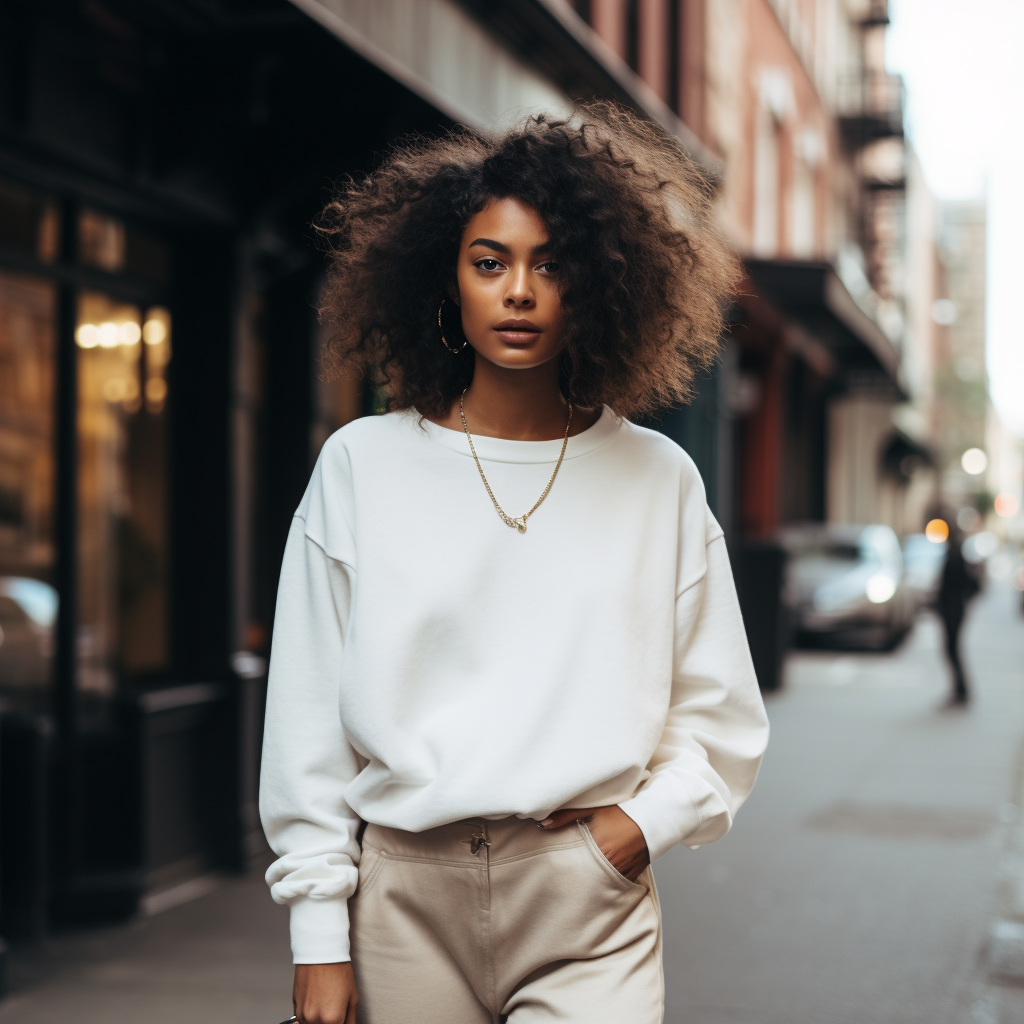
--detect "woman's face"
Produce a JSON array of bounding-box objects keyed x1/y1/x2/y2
[{"x1": 453, "y1": 197, "x2": 566, "y2": 371}]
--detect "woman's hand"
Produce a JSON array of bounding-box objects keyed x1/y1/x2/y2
[
  {"x1": 538, "y1": 805, "x2": 650, "y2": 881},
  {"x1": 293, "y1": 962, "x2": 358, "y2": 1024}
]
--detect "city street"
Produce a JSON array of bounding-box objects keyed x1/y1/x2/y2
[{"x1": 2, "y1": 581, "x2": 1022, "y2": 1024}]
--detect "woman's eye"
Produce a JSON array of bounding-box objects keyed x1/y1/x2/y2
[
  {"x1": 538, "y1": 261, "x2": 560, "y2": 274},
  {"x1": 475, "y1": 259, "x2": 503, "y2": 271}
]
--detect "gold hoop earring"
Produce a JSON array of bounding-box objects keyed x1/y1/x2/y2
[{"x1": 438, "y1": 299, "x2": 468, "y2": 354}]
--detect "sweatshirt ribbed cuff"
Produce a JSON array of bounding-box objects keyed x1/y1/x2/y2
[
  {"x1": 619, "y1": 779, "x2": 703, "y2": 863},
  {"x1": 288, "y1": 895, "x2": 351, "y2": 964}
]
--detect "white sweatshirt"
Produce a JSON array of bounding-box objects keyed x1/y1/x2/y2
[{"x1": 260, "y1": 407, "x2": 769, "y2": 964}]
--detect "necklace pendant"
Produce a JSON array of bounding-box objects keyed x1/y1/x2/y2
[{"x1": 517, "y1": 521, "x2": 526, "y2": 534}]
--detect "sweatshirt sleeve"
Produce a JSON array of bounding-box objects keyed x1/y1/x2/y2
[
  {"x1": 259, "y1": 513, "x2": 363, "y2": 964},
  {"x1": 619, "y1": 514, "x2": 769, "y2": 862}
]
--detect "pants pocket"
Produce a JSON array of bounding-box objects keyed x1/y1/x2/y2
[
  {"x1": 577, "y1": 821, "x2": 648, "y2": 895},
  {"x1": 351, "y1": 843, "x2": 388, "y2": 902}
]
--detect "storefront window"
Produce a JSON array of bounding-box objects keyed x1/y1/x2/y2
[
  {"x1": 0, "y1": 181, "x2": 59, "y2": 264},
  {"x1": 0, "y1": 270, "x2": 57, "y2": 705},
  {"x1": 76, "y1": 294, "x2": 170, "y2": 698},
  {"x1": 79, "y1": 208, "x2": 171, "y2": 284}
]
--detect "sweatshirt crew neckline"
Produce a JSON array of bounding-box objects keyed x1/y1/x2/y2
[{"x1": 411, "y1": 405, "x2": 621, "y2": 464}]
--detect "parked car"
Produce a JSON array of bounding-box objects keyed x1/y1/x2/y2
[
  {"x1": 780, "y1": 524, "x2": 913, "y2": 650},
  {"x1": 901, "y1": 533, "x2": 948, "y2": 609}
]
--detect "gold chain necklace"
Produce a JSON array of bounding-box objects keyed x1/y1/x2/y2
[{"x1": 459, "y1": 389, "x2": 572, "y2": 534}]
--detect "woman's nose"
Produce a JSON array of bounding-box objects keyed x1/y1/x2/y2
[{"x1": 504, "y1": 266, "x2": 534, "y2": 307}]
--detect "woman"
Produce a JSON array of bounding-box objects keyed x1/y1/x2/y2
[{"x1": 260, "y1": 103, "x2": 769, "y2": 1024}]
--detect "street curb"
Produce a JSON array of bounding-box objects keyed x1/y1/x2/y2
[{"x1": 984, "y1": 733, "x2": 1024, "y2": 983}]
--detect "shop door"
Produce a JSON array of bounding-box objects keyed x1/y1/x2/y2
[
  {"x1": 0, "y1": 257, "x2": 59, "y2": 938},
  {"x1": 74, "y1": 294, "x2": 171, "y2": 706},
  {"x1": 0, "y1": 271, "x2": 57, "y2": 706}
]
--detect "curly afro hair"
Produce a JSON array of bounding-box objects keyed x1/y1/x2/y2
[{"x1": 317, "y1": 101, "x2": 739, "y2": 419}]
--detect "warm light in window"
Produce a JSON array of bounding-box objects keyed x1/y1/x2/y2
[
  {"x1": 118, "y1": 321, "x2": 141, "y2": 345},
  {"x1": 76, "y1": 320, "x2": 142, "y2": 348},
  {"x1": 925, "y1": 519, "x2": 949, "y2": 543},
  {"x1": 961, "y1": 448, "x2": 988, "y2": 475},
  {"x1": 995, "y1": 493, "x2": 1019, "y2": 517},
  {"x1": 143, "y1": 319, "x2": 167, "y2": 345},
  {"x1": 98, "y1": 322, "x2": 119, "y2": 348},
  {"x1": 76, "y1": 324, "x2": 99, "y2": 348}
]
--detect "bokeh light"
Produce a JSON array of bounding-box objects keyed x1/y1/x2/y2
[
  {"x1": 963, "y1": 531, "x2": 999, "y2": 564},
  {"x1": 143, "y1": 318, "x2": 167, "y2": 345},
  {"x1": 995, "y1": 493, "x2": 1019, "y2": 517},
  {"x1": 118, "y1": 321, "x2": 141, "y2": 345},
  {"x1": 961, "y1": 448, "x2": 988, "y2": 475},
  {"x1": 98, "y1": 322, "x2": 119, "y2": 348},
  {"x1": 925, "y1": 519, "x2": 949, "y2": 543},
  {"x1": 75, "y1": 324, "x2": 99, "y2": 348},
  {"x1": 866, "y1": 574, "x2": 897, "y2": 604}
]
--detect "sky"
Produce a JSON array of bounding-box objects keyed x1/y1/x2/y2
[{"x1": 887, "y1": 0, "x2": 1024, "y2": 436}]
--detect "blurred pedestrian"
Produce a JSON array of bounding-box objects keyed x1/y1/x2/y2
[
  {"x1": 260, "y1": 103, "x2": 769, "y2": 1024},
  {"x1": 937, "y1": 524, "x2": 980, "y2": 706}
]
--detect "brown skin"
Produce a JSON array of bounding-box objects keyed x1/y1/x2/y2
[
  {"x1": 293, "y1": 197, "x2": 648, "y2": 1023},
  {"x1": 430, "y1": 195, "x2": 599, "y2": 440},
  {"x1": 537, "y1": 805, "x2": 651, "y2": 881},
  {"x1": 293, "y1": 962, "x2": 357, "y2": 1024}
]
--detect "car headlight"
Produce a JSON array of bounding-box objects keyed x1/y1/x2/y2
[{"x1": 866, "y1": 574, "x2": 897, "y2": 604}]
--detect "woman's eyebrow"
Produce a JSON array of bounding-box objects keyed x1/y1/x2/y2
[
  {"x1": 468, "y1": 237, "x2": 511, "y2": 254},
  {"x1": 467, "y1": 238, "x2": 554, "y2": 256}
]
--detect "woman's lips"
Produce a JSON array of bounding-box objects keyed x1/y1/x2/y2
[
  {"x1": 494, "y1": 329, "x2": 541, "y2": 344},
  {"x1": 493, "y1": 319, "x2": 541, "y2": 345}
]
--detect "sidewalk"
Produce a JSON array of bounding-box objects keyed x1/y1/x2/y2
[
  {"x1": 2, "y1": 583, "x2": 1021, "y2": 1024},
  {"x1": 0, "y1": 869, "x2": 294, "y2": 1024}
]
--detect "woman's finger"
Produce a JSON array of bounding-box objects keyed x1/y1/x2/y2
[{"x1": 537, "y1": 807, "x2": 594, "y2": 829}]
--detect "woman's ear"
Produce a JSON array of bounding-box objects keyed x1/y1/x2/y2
[{"x1": 448, "y1": 280, "x2": 460, "y2": 307}]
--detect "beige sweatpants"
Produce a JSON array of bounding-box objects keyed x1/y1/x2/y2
[{"x1": 348, "y1": 816, "x2": 664, "y2": 1023}]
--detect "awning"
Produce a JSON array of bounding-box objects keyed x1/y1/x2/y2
[
  {"x1": 881, "y1": 430, "x2": 934, "y2": 481},
  {"x1": 743, "y1": 259, "x2": 902, "y2": 391},
  {"x1": 288, "y1": 0, "x2": 719, "y2": 175}
]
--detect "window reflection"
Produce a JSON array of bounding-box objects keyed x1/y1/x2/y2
[
  {"x1": 79, "y1": 210, "x2": 126, "y2": 274},
  {"x1": 0, "y1": 270, "x2": 57, "y2": 705},
  {"x1": 77, "y1": 293, "x2": 170, "y2": 701},
  {"x1": 0, "y1": 180, "x2": 59, "y2": 264},
  {"x1": 78, "y1": 208, "x2": 170, "y2": 284}
]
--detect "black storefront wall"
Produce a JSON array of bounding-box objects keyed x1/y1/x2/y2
[
  {"x1": 0, "y1": 0, "x2": 455, "y2": 935},
  {"x1": 0, "y1": 206, "x2": 242, "y2": 928},
  {"x1": 51, "y1": 222, "x2": 239, "y2": 926}
]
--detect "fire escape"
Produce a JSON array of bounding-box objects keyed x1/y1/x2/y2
[{"x1": 836, "y1": 0, "x2": 907, "y2": 344}]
